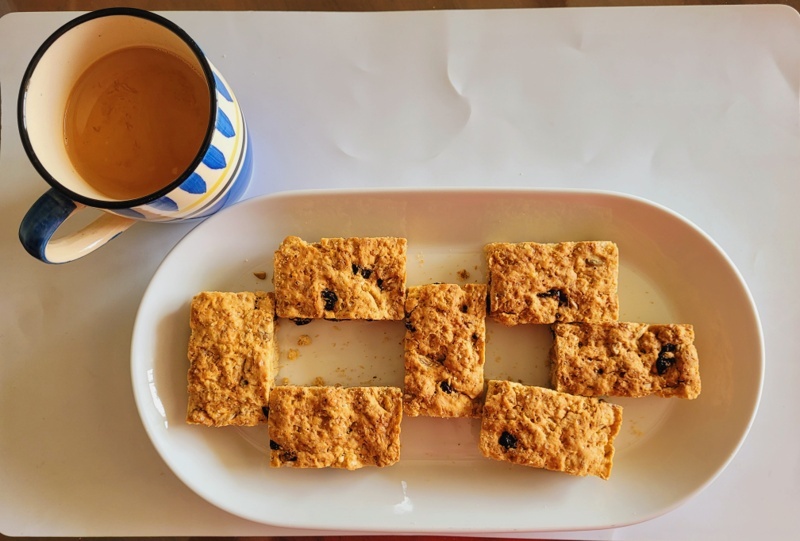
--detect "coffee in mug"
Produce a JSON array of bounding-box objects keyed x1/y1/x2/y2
[{"x1": 64, "y1": 45, "x2": 211, "y2": 200}]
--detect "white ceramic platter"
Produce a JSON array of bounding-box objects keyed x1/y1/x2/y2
[{"x1": 131, "y1": 188, "x2": 763, "y2": 533}]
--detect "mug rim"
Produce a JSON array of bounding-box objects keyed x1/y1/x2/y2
[{"x1": 17, "y1": 7, "x2": 219, "y2": 210}]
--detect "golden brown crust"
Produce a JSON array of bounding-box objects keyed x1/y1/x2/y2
[
  {"x1": 273, "y1": 236, "x2": 407, "y2": 321},
  {"x1": 485, "y1": 241, "x2": 619, "y2": 325},
  {"x1": 186, "y1": 291, "x2": 278, "y2": 426},
  {"x1": 551, "y1": 322, "x2": 701, "y2": 399},
  {"x1": 479, "y1": 380, "x2": 622, "y2": 479},
  {"x1": 268, "y1": 386, "x2": 403, "y2": 469},
  {"x1": 402, "y1": 283, "x2": 487, "y2": 418}
]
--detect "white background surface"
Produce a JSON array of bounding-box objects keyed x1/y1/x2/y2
[{"x1": 1, "y1": 6, "x2": 799, "y2": 539}]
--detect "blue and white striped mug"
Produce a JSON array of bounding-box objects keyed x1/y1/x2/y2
[{"x1": 18, "y1": 8, "x2": 253, "y2": 263}]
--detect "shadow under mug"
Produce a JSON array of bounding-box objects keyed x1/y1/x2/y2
[{"x1": 18, "y1": 8, "x2": 253, "y2": 264}]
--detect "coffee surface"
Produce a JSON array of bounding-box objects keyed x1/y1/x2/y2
[{"x1": 64, "y1": 46, "x2": 211, "y2": 200}]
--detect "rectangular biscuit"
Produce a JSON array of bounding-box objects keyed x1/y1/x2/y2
[
  {"x1": 186, "y1": 291, "x2": 278, "y2": 426},
  {"x1": 403, "y1": 283, "x2": 487, "y2": 418},
  {"x1": 479, "y1": 380, "x2": 622, "y2": 479},
  {"x1": 273, "y1": 236, "x2": 407, "y2": 321},
  {"x1": 551, "y1": 322, "x2": 701, "y2": 399},
  {"x1": 268, "y1": 386, "x2": 403, "y2": 469},
  {"x1": 485, "y1": 241, "x2": 619, "y2": 325}
]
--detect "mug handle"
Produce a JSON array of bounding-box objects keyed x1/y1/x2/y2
[{"x1": 19, "y1": 188, "x2": 136, "y2": 264}]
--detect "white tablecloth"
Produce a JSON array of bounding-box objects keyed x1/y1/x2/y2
[{"x1": 1, "y1": 6, "x2": 798, "y2": 538}]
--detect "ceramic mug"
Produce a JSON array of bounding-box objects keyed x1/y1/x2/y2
[{"x1": 18, "y1": 8, "x2": 253, "y2": 264}]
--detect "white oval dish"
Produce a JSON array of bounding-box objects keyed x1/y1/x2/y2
[{"x1": 131, "y1": 188, "x2": 763, "y2": 533}]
